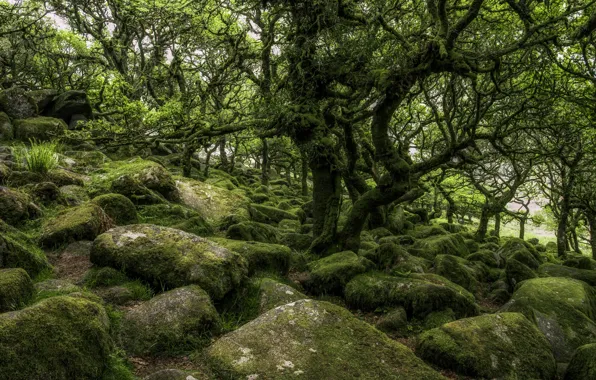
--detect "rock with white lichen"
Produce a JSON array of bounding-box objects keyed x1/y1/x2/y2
[{"x1": 207, "y1": 299, "x2": 446, "y2": 379}]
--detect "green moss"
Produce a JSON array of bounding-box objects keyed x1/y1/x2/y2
[
  {"x1": 33, "y1": 279, "x2": 80, "y2": 302},
  {"x1": 409, "y1": 233, "x2": 470, "y2": 260},
  {"x1": 59, "y1": 184, "x2": 89, "y2": 206},
  {"x1": 505, "y1": 258, "x2": 536, "y2": 290},
  {"x1": 83, "y1": 267, "x2": 129, "y2": 288},
  {"x1": 0, "y1": 296, "x2": 114, "y2": 379},
  {"x1": 467, "y1": 249, "x2": 503, "y2": 268},
  {"x1": 248, "y1": 203, "x2": 299, "y2": 225},
  {"x1": 13, "y1": 117, "x2": 66, "y2": 141},
  {"x1": 226, "y1": 221, "x2": 280, "y2": 243},
  {"x1": 417, "y1": 312, "x2": 556, "y2": 379},
  {"x1": 306, "y1": 251, "x2": 374, "y2": 295},
  {"x1": 538, "y1": 263, "x2": 596, "y2": 286},
  {"x1": 46, "y1": 168, "x2": 85, "y2": 187},
  {"x1": 0, "y1": 187, "x2": 37, "y2": 225},
  {"x1": 40, "y1": 203, "x2": 112, "y2": 248},
  {"x1": 376, "y1": 307, "x2": 408, "y2": 335},
  {"x1": 0, "y1": 219, "x2": 51, "y2": 277},
  {"x1": 345, "y1": 272, "x2": 478, "y2": 318},
  {"x1": 564, "y1": 343, "x2": 596, "y2": 380},
  {"x1": 433, "y1": 254, "x2": 481, "y2": 293},
  {"x1": 411, "y1": 225, "x2": 448, "y2": 239},
  {"x1": 120, "y1": 285, "x2": 220, "y2": 355},
  {"x1": 501, "y1": 277, "x2": 596, "y2": 361},
  {"x1": 210, "y1": 238, "x2": 291, "y2": 275},
  {"x1": 422, "y1": 308, "x2": 455, "y2": 330},
  {"x1": 362, "y1": 242, "x2": 429, "y2": 273},
  {"x1": 92, "y1": 193, "x2": 138, "y2": 225},
  {"x1": 0, "y1": 268, "x2": 34, "y2": 312},
  {"x1": 89, "y1": 157, "x2": 179, "y2": 201},
  {"x1": 280, "y1": 232, "x2": 312, "y2": 251},
  {"x1": 278, "y1": 218, "x2": 301, "y2": 231},
  {"x1": 207, "y1": 299, "x2": 445, "y2": 379},
  {"x1": 90, "y1": 224, "x2": 248, "y2": 300}
]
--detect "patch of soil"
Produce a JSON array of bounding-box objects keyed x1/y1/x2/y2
[
  {"x1": 46, "y1": 240, "x2": 93, "y2": 284},
  {"x1": 130, "y1": 353, "x2": 215, "y2": 379}
]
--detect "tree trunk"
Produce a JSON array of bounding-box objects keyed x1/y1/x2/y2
[
  {"x1": 301, "y1": 151, "x2": 308, "y2": 196},
  {"x1": 182, "y1": 143, "x2": 195, "y2": 178},
  {"x1": 308, "y1": 161, "x2": 341, "y2": 255},
  {"x1": 588, "y1": 215, "x2": 596, "y2": 260},
  {"x1": 494, "y1": 212, "x2": 501, "y2": 238},
  {"x1": 261, "y1": 137, "x2": 269, "y2": 186},
  {"x1": 219, "y1": 137, "x2": 228, "y2": 172},
  {"x1": 476, "y1": 203, "x2": 491, "y2": 241},
  {"x1": 557, "y1": 206, "x2": 570, "y2": 257},
  {"x1": 519, "y1": 216, "x2": 526, "y2": 239}
]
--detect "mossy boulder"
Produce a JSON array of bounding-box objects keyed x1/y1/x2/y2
[
  {"x1": 409, "y1": 233, "x2": 469, "y2": 260},
  {"x1": 501, "y1": 277, "x2": 596, "y2": 361},
  {"x1": 505, "y1": 258, "x2": 536, "y2": 290},
  {"x1": 176, "y1": 176, "x2": 249, "y2": 225},
  {"x1": 564, "y1": 343, "x2": 596, "y2": 380},
  {"x1": 0, "y1": 296, "x2": 114, "y2": 379},
  {"x1": 253, "y1": 277, "x2": 308, "y2": 313},
  {"x1": 362, "y1": 242, "x2": 430, "y2": 273},
  {"x1": 0, "y1": 220, "x2": 51, "y2": 276},
  {"x1": 375, "y1": 307, "x2": 408, "y2": 335},
  {"x1": 120, "y1": 285, "x2": 220, "y2": 355},
  {"x1": 305, "y1": 251, "x2": 374, "y2": 295},
  {"x1": 63, "y1": 150, "x2": 111, "y2": 171},
  {"x1": 207, "y1": 299, "x2": 445, "y2": 380},
  {"x1": 92, "y1": 193, "x2": 138, "y2": 225},
  {"x1": 0, "y1": 268, "x2": 34, "y2": 312},
  {"x1": 467, "y1": 248, "x2": 503, "y2": 268},
  {"x1": 0, "y1": 161, "x2": 11, "y2": 183},
  {"x1": 58, "y1": 184, "x2": 89, "y2": 206},
  {"x1": 345, "y1": 272, "x2": 478, "y2": 318},
  {"x1": 417, "y1": 312, "x2": 556, "y2": 379},
  {"x1": 34, "y1": 279, "x2": 81, "y2": 300},
  {"x1": 249, "y1": 204, "x2": 298, "y2": 225},
  {"x1": 46, "y1": 168, "x2": 86, "y2": 187},
  {"x1": 110, "y1": 174, "x2": 167, "y2": 205},
  {"x1": 0, "y1": 187, "x2": 40, "y2": 225},
  {"x1": 90, "y1": 158, "x2": 179, "y2": 201},
  {"x1": 138, "y1": 203, "x2": 213, "y2": 236},
  {"x1": 23, "y1": 181, "x2": 63, "y2": 205},
  {"x1": 0, "y1": 87, "x2": 38, "y2": 119},
  {"x1": 226, "y1": 221, "x2": 280, "y2": 243},
  {"x1": 13, "y1": 117, "x2": 67, "y2": 141},
  {"x1": 91, "y1": 224, "x2": 248, "y2": 300},
  {"x1": 538, "y1": 263, "x2": 596, "y2": 286},
  {"x1": 499, "y1": 238, "x2": 544, "y2": 269},
  {"x1": 210, "y1": 238, "x2": 291, "y2": 275},
  {"x1": 40, "y1": 203, "x2": 112, "y2": 247},
  {"x1": 423, "y1": 308, "x2": 456, "y2": 330},
  {"x1": 434, "y1": 254, "x2": 484, "y2": 293},
  {"x1": 0, "y1": 112, "x2": 13, "y2": 140},
  {"x1": 280, "y1": 232, "x2": 312, "y2": 251},
  {"x1": 411, "y1": 225, "x2": 448, "y2": 239}
]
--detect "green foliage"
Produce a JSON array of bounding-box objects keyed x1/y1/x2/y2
[{"x1": 12, "y1": 140, "x2": 61, "y2": 174}]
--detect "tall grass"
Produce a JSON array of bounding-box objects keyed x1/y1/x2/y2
[{"x1": 12, "y1": 140, "x2": 61, "y2": 174}]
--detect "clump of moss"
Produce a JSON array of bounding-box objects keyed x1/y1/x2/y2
[
  {"x1": 90, "y1": 224, "x2": 248, "y2": 300},
  {"x1": 207, "y1": 299, "x2": 445, "y2": 379},
  {"x1": 0, "y1": 296, "x2": 114, "y2": 379},
  {"x1": 92, "y1": 193, "x2": 138, "y2": 225},
  {"x1": 0, "y1": 268, "x2": 34, "y2": 312},
  {"x1": 249, "y1": 204, "x2": 299, "y2": 225},
  {"x1": 0, "y1": 219, "x2": 51, "y2": 277},
  {"x1": 409, "y1": 233, "x2": 470, "y2": 260},
  {"x1": 306, "y1": 251, "x2": 374, "y2": 295},
  {"x1": 417, "y1": 312, "x2": 556, "y2": 379},
  {"x1": 210, "y1": 238, "x2": 291, "y2": 275},
  {"x1": 538, "y1": 263, "x2": 596, "y2": 286},
  {"x1": 226, "y1": 221, "x2": 280, "y2": 243},
  {"x1": 40, "y1": 203, "x2": 113, "y2": 248},
  {"x1": 83, "y1": 267, "x2": 129, "y2": 288},
  {"x1": 138, "y1": 203, "x2": 214, "y2": 236},
  {"x1": 13, "y1": 117, "x2": 66, "y2": 141},
  {"x1": 564, "y1": 343, "x2": 596, "y2": 379}
]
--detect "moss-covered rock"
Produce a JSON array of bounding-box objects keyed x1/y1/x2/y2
[
  {"x1": 46, "y1": 168, "x2": 86, "y2": 187},
  {"x1": 564, "y1": 343, "x2": 596, "y2": 380},
  {"x1": 226, "y1": 221, "x2": 280, "y2": 243},
  {"x1": 538, "y1": 263, "x2": 596, "y2": 286},
  {"x1": 417, "y1": 312, "x2": 556, "y2": 379},
  {"x1": 91, "y1": 224, "x2": 248, "y2": 300},
  {"x1": 120, "y1": 285, "x2": 220, "y2": 355},
  {"x1": 0, "y1": 296, "x2": 114, "y2": 379},
  {"x1": 40, "y1": 203, "x2": 112, "y2": 247},
  {"x1": 0, "y1": 161, "x2": 11, "y2": 183},
  {"x1": 34, "y1": 279, "x2": 81, "y2": 300},
  {"x1": 434, "y1": 254, "x2": 483, "y2": 293},
  {"x1": 563, "y1": 255, "x2": 595, "y2": 270},
  {"x1": 0, "y1": 219, "x2": 51, "y2": 277},
  {"x1": 63, "y1": 150, "x2": 111, "y2": 171},
  {"x1": 505, "y1": 258, "x2": 536, "y2": 290},
  {"x1": 92, "y1": 193, "x2": 138, "y2": 225},
  {"x1": 0, "y1": 87, "x2": 38, "y2": 119},
  {"x1": 210, "y1": 238, "x2": 290, "y2": 275},
  {"x1": 176, "y1": 176, "x2": 249, "y2": 225},
  {"x1": 90, "y1": 158, "x2": 179, "y2": 201},
  {"x1": 306, "y1": 251, "x2": 374, "y2": 295},
  {"x1": 110, "y1": 174, "x2": 167, "y2": 205},
  {"x1": 137, "y1": 203, "x2": 213, "y2": 236},
  {"x1": 0, "y1": 268, "x2": 33, "y2": 312},
  {"x1": 467, "y1": 248, "x2": 503, "y2": 268},
  {"x1": 376, "y1": 307, "x2": 408, "y2": 335},
  {"x1": 0, "y1": 112, "x2": 13, "y2": 140},
  {"x1": 422, "y1": 308, "x2": 456, "y2": 330},
  {"x1": 499, "y1": 238, "x2": 544, "y2": 269},
  {"x1": 13, "y1": 117, "x2": 67, "y2": 141},
  {"x1": 501, "y1": 277, "x2": 596, "y2": 361},
  {"x1": 59, "y1": 184, "x2": 89, "y2": 206},
  {"x1": 362, "y1": 242, "x2": 430, "y2": 273},
  {"x1": 0, "y1": 187, "x2": 39, "y2": 224},
  {"x1": 23, "y1": 181, "x2": 63, "y2": 205},
  {"x1": 280, "y1": 232, "x2": 312, "y2": 251},
  {"x1": 253, "y1": 277, "x2": 308, "y2": 313},
  {"x1": 345, "y1": 272, "x2": 478, "y2": 318},
  {"x1": 409, "y1": 233, "x2": 469, "y2": 260},
  {"x1": 248, "y1": 203, "x2": 299, "y2": 225},
  {"x1": 411, "y1": 225, "x2": 448, "y2": 239},
  {"x1": 207, "y1": 299, "x2": 445, "y2": 380}
]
